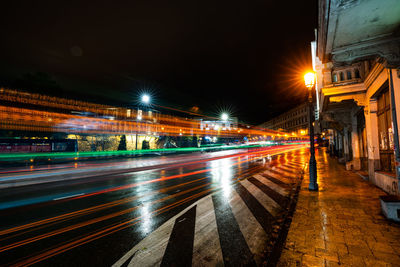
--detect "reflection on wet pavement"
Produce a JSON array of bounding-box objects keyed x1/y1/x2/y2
[
  {"x1": 0, "y1": 146, "x2": 308, "y2": 266},
  {"x1": 278, "y1": 148, "x2": 400, "y2": 266}
]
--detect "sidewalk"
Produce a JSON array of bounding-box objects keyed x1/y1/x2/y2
[{"x1": 278, "y1": 149, "x2": 400, "y2": 266}]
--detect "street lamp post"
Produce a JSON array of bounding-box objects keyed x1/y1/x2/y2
[
  {"x1": 304, "y1": 72, "x2": 318, "y2": 191},
  {"x1": 136, "y1": 94, "x2": 151, "y2": 150}
]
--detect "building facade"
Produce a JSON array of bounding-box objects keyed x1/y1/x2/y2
[
  {"x1": 259, "y1": 103, "x2": 309, "y2": 134},
  {"x1": 313, "y1": 0, "x2": 400, "y2": 195}
]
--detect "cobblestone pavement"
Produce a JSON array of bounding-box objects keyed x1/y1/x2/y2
[{"x1": 278, "y1": 148, "x2": 400, "y2": 267}]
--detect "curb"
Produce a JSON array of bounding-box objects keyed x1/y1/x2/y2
[{"x1": 265, "y1": 163, "x2": 307, "y2": 267}]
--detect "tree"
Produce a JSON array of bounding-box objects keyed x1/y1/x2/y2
[{"x1": 118, "y1": 135, "x2": 127, "y2": 151}]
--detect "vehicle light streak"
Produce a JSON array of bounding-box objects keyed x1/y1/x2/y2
[
  {"x1": 1, "y1": 146, "x2": 299, "y2": 239},
  {"x1": 0, "y1": 142, "x2": 307, "y2": 162},
  {"x1": 2, "y1": 164, "x2": 262, "y2": 260},
  {"x1": 0, "y1": 182, "x2": 214, "y2": 253},
  {"x1": 0, "y1": 145, "x2": 305, "y2": 211},
  {"x1": 0, "y1": 177, "x2": 209, "y2": 238},
  {"x1": 53, "y1": 193, "x2": 84, "y2": 201},
  {"x1": 67, "y1": 145, "x2": 305, "y2": 201},
  {"x1": 1, "y1": 146, "x2": 304, "y2": 266},
  {"x1": 8, "y1": 163, "x2": 266, "y2": 267}
]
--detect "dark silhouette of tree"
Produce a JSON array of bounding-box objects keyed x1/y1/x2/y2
[
  {"x1": 142, "y1": 140, "x2": 150, "y2": 149},
  {"x1": 118, "y1": 135, "x2": 127, "y2": 151}
]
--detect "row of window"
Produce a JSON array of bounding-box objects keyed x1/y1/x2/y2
[
  {"x1": 332, "y1": 69, "x2": 360, "y2": 82},
  {"x1": 274, "y1": 107, "x2": 307, "y2": 124},
  {"x1": 276, "y1": 116, "x2": 308, "y2": 129}
]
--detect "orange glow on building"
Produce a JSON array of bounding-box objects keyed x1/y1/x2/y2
[{"x1": 0, "y1": 88, "x2": 307, "y2": 140}]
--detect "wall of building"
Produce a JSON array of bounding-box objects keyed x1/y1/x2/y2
[
  {"x1": 259, "y1": 103, "x2": 309, "y2": 133},
  {"x1": 314, "y1": 0, "x2": 400, "y2": 195}
]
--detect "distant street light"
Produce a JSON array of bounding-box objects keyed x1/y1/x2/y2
[
  {"x1": 221, "y1": 113, "x2": 229, "y2": 121},
  {"x1": 136, "y1": 94, "x2": 150, "y2": 150},
  {"x1": 141, "y1": 94, "x2": 150, "y2": 104},
  {"x1": 304, "y1": 72, "x2": 318, "y2": 191}
]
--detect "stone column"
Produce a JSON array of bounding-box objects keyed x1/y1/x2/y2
[
  {"x1": 389, "y1": 68, "x2": 400, "y2": 194},
  {"x1": 336, "y1": 131, "x2": 341, "y2": 157},
  {"x1": 351, "y1": 115, "x2": 362, "y2": 170},
  {"x1": 331, "y1": 130, "x2": 336, "y2": 156},
  {"x1": 343, "y1": 126, "x2": 350, "y2": 161},
  {"x1": 338, "y1": 132, "x2": 343, "y2": 160},
  {"x1": 329, "y1": 129, "x2": 335, "y2": 156},
  {"x1": 335, "y1": 130, "x2": 339, "y2": 156},
  {"x1": 390, "y1": 69, "x2": 400, "y2": 150},
  {"x1": 365, "y1": 99, "x2": 380, "y2": 183}
]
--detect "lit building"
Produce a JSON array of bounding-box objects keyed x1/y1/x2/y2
[
  {"x1": 258, "y1": 103, "x2": 309, "y2": 134},
  {"x1": 313, "y1": 0, "x2": 400, "y2": 195},
  {"x1": 200, "y1": 117, "x2": 238, "y2": 132}
]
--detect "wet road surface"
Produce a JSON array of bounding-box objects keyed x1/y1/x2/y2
[{"x1": 0, "y1": 146, "x2": 308, "y2": 266}]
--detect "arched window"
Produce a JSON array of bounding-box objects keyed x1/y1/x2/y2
[
  {"x1": 355, "y1": 69, "x2": 360, "y2": 78},
  {"x1": 332, "y1": 73, "x2": 338, "y2": 82},
  {"x1": 340, "y1": 72, "x2": 345, "y2": 81},
  {"x1": 347, "y1": 71, "x2": 352, "y2": 80}
]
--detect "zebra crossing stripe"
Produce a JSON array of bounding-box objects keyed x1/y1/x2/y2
[
  {"x1": 192, "y1": 196, "x2": 223, "y2": 266},
  {"x1": 262, "y1": 170, "x2": 292, "y2": 186},
  {"x1": 161, "y1": 206, "x2": 197, "y2": 266},
  {"x1": 247, "y1": 176, "x2": 289, "y2": 208},
  {"x1": 235, "y1": 182, "x2": 274, "y2": 236},
  {"x1": 276, "y1": 165, "x2": 299, "y2": 175},
  {"x1": 113, "y1": 166, "x2": 301, "y2": 266},
  {"x1": 252, "y1": 174, "x2": 288, "y2": 196},
  {"x1": 286, "y1": 162, "x2": 303, "y2": 168},
  {"x1": 212, "y1": 193, "x2": 256, "y2": 266},
  {"x1": 268, "y1": 167, "x2": 297, "y2": 178},
  {"x1": 240, "y1": 179, "x2": 281, "y2": 217},
  {"x1": 228, "y1": 189, "x2": 269, "y2": 265},
  {"x1": 112, "y1": 216, "x2": 174, "y2": 267},
  {"x1": 113, "y1": 196, "x2": 223, "y2": 267}
]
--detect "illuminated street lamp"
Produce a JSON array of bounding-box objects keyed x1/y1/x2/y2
[
  {"x1": 304, "y1": 72, "x2": 318, "y2": 191},
  {"x1": 221, "y1": 113, "x2": 229, "y2": 121},
  {"x1": 141, "y1": 94, "x2": 150, "y2": 104},
  {"x1": 136, "y1": 94, "x2": 150, "y2": 150}
]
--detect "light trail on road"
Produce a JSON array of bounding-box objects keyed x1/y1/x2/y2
[
  {"x1": 6, "y1": 166, "x2": 265, "y2": 267},
  {"x1": 0, "y1": 144, "x2": 305, "y2": 211},
  {"x1": 0, "y1": 145, "x2": 309, "y2": 266}
]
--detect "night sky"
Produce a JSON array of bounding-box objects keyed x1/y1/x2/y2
[{"x1": 0, "y1": 1, "x2": 317, "y2": 125}]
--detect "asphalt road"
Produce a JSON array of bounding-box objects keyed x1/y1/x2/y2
[{"x1": 0, "y1": 145, "x2": 308, "y2": 266}]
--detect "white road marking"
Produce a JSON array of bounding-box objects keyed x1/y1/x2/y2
[
  {"x1": 240, "y1": 179, "x2": 281, "y2": 216},
  {"x1": 113, "y1": 212, "x2": 175, "y2": 267},
  {"x1": 262, "y1": 170, "x2": 292, "y2": 184},
  {"x1": 272, "y1": 166, "x2": 298, "y2": 178},
  {"x1": 192, "y1": 196, "x2": 223, "y2": 267},
  {"x1": 113, "y1": 165, "x2": 297, "y2": 267},
  {"x1": 253, "y1": 174, "x2": 288, "y2": 196},
  {"x1": 113, "y1": 197, "x2": 211, "y2": 267},
  {"x1": 228, "y1": 189, "x2": 268, "y2": 265}
]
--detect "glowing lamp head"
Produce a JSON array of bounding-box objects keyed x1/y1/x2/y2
[
  {"x1": 221, "y1": 113, "x2": 229, "y2": 121},
  {"x1": 304, "y1": 72, "x2": 315, "y2": 89},
  {"x1": 141, "y1": 94, "x2": 150, "y2": 104}
]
